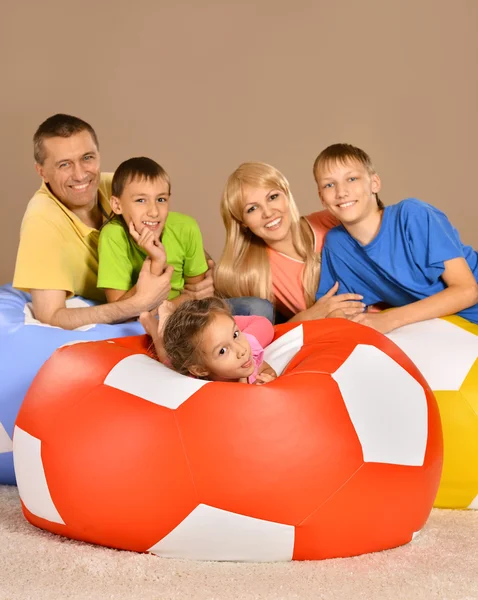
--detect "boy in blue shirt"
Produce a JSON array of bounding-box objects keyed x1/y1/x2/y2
[{"x1": 313, "y1": 143, "x2": 478, "y2": 333}]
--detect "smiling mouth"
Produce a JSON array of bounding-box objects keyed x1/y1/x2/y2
[
  {"x1": 142, "y1": 221, "x2": 161, "y2": 230},
  {"x1": 70, "y1": 181, "x2": 91, "y2": 192},
  {"x1": 337, "y1": 201, "x2": 357, "y2": 209},
  {"x1": 265, "y1": 217, "x2": 282, "y2": 229}
]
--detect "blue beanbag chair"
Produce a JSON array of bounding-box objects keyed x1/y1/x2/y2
[{"x1": 0, "y1": 284, "x2": 145, "y2": 484}]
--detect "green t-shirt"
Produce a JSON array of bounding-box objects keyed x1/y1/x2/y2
[{"x1": 97, "y1": 212, "x2": 208, "y2": 299}]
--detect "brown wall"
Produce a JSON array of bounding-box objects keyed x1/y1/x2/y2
[{"x1": 2, "y1": 0, "x2": 478, "y2": 285}]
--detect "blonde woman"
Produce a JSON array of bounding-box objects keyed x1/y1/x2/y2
[{"x1": 214, "y1": 162, "x2": 365, "y2": 322}]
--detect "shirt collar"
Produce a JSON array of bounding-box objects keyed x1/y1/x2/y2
[{"x1": 41, "y1": 180, "x2": 109, "y2": 237}]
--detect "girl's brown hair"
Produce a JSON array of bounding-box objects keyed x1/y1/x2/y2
[{"x1": 162, "y1": 297, "x2": 232, "y2": 376}]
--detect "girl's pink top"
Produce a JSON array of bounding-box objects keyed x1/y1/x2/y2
[{"x1": 234, "y1": 315, "x2": 274, "y2": 384}]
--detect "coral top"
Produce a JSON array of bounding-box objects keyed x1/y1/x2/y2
[{"x1": 267, "y1": 210, "x2": 338, "y2": 319}]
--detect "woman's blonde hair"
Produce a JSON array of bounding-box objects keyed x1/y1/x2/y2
[{"x1": 214, "y1": 162, "x2": 321, "y2": 308}]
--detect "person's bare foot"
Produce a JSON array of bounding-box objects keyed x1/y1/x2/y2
[
  {"x1": 157, "y1": 300, "x2": 175, "y2": 336},
  {"x1": 139, "y1": 311, "x2": 159, "y2": 340}
]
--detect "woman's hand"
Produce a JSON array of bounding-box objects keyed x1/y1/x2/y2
[{"x1": 292, "y1": 282, "x2": 365, "y2": 322}]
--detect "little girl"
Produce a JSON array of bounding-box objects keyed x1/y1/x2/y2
[{"x1": 140, "y1": 298, "x2": 277, "y2": 384}]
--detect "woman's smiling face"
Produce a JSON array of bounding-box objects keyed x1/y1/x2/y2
[{"x1": 241, "y1": 185, "x2": 292, "y2": 246}]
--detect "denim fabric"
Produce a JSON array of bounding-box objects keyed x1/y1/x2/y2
[{"x1": 226, "y1": 296, "x2": 274, "y2": 324}]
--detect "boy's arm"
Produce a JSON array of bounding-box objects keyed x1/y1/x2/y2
[
  {"x1": 31, "y1": 260, "x2": 173, "y2": 330},
  {"x1": 104, "y1": 287, "x2": 137, "y2": 303},
  {"x1": 181, "y1": 219, "x2": 213, "y2": 300},
  {"x1": 183, "y1": 260, "x2": 215, "y2": 299},
  {"x1": 353, "y1": 257, "x2": 478, "y2": 333},
  {"x1": 171, "y1": 273, "x2": 207, "y2": 307}
]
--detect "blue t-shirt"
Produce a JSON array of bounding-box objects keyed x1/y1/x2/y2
[{"x1": 316, "y1": 198, "x2": 478, "y2": 324}]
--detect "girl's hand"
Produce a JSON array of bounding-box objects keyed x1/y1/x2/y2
[
  {"x1": 129, "y1": 221, "x2": 167, "y2": 269},
  {"x1": 255, "y1": 361, "x2": 278, "y2": 385},
  {"x1": 255, "y1": 371, "x2": 276, "y2": 385}
]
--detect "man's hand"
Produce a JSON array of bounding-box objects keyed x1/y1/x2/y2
[
  {"x1": 292, "y1": 282, "x2": 365, "y2": 322},
  {"x1": 135, "y1": 258, "x2": 173, "y2": 312},
  {"x1": 29, "y1": 258, "x2": 172, "y2": 330},
  {"x1": 129, "y1": 221, "x2": 167, "y2": 276},
  {"x1": 183, "y1": 258, "x2": 215, "y2": 300}
]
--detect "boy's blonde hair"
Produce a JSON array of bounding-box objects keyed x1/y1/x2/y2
[
  {"x1": 214, "y1": 162, "x2": 321, "y2": 308},
  {"x1": 313, "y1": 143, "x2": 384, "y2": 209}
]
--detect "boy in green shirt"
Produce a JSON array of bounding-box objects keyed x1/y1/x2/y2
[{"x1": 97, "y1": 157, "x2": 208, "y2": 308}]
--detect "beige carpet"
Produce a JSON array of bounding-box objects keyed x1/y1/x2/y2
[{"x1": 1, "y1": 485, "x2": 477, "y2": 600}]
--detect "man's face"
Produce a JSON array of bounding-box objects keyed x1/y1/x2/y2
[{"x1": 35, "y1": 130, "x2": 101, "y2": 213}]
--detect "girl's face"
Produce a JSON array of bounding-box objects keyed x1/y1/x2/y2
[
  {"x1": 315, "y1": 159, "x2": 381, "y2": 227},
  {"x1": 241, "y1": 185, "x2": 292, "y2": 247},
  {"x1": 110, "y1": 176, "x2": 170, "y2": 243},
  {"x1": 192, "y1": 313, "x2": 255, "y2": 381}
]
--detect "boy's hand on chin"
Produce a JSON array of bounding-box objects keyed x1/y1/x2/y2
[{"x1": 129, "y1": 221, "x2": 167, "y2": 267}]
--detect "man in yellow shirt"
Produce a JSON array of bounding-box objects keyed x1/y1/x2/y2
[{"x1": 13, "y1": 114, "x2": 176, "y2": 329}]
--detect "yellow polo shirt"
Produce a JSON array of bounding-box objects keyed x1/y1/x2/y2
[{"x1": 13, "y1": 173, "x2": 113, "y2": 301}]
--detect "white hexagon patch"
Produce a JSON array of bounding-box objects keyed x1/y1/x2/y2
[
  {"x1": 104, "y1": 354, "x2": 211, "y2": 409},
  {"x1": 387, "y1": 319, "x2": 478, "y2": 391},
  {"x1": 0, "y1": 422, "x2": 13, "y2": 453},
  {"x1": 148, "y1": 504, "x2": 294, "y2": 561},
  {"x1": 332, "y1": 344, "x2": 428, "y2": 466},
  {"x1": 13, "y1": 426, "x2": 64, "y2": 524}
]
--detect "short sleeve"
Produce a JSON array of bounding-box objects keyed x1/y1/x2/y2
[
  {"x1": 317, "y1": 243, "x2": 341, "y2": 299},
  {"x1": 97, "y1": 225, "x2": 135, "y2": 291},
  {"x1": 235, "y1": 315, "x2": 274, "y2": 347},
  {"x1": 183, "y1": 219, "x2": 208, "y2": 278},
  {"x1": 13, "y1": 215, "x2": 75, "y2": 294},
  {"x1": 402, "y1": 200, "x2": 465, "y2": 278}
]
